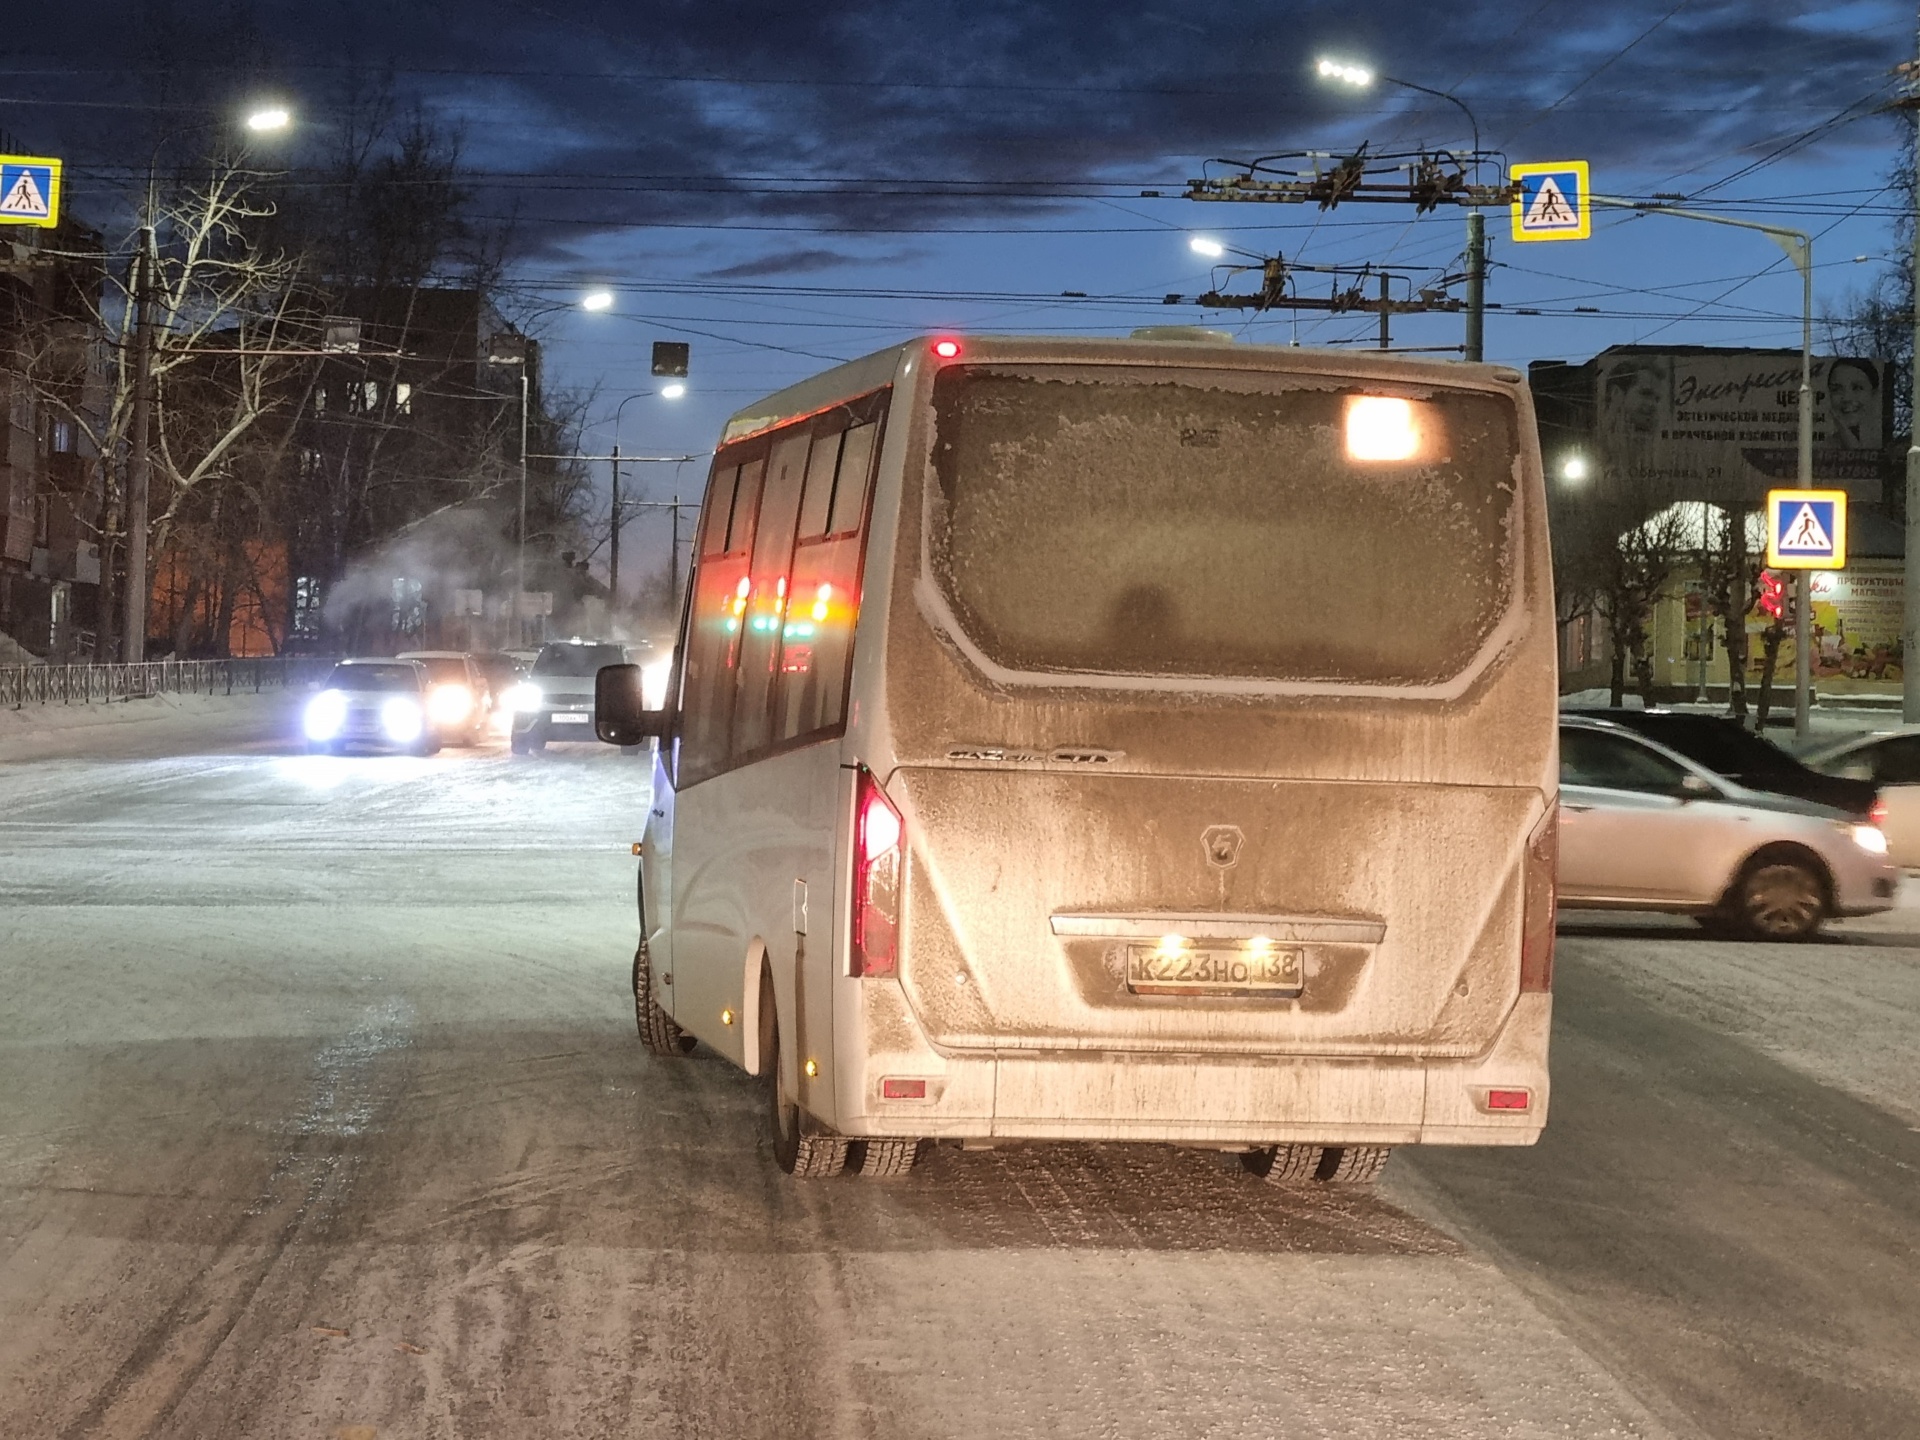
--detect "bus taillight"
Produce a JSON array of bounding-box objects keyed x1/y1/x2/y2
[
  {"x1": 853, "y1": 770, "x2": 903, "y2": 977},
  {"x1": 1520, "y1": 807, "x2": 1557, "y2": 993}
]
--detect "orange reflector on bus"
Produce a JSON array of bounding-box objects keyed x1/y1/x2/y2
[{"x1": 882, "y1": 1078, "x2": 927, "y2": 1100}]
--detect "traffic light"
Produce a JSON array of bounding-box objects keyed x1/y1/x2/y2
[{"x1": 1756, "y1": 569, "x2": 1797, "y2": 624}]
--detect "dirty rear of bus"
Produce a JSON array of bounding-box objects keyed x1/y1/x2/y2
[{"x1": 843, "y1": 340, "x2": 1557, "y2": 1152}]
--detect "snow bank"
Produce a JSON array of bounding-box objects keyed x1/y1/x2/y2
[{"x1": 0, "y1": 689, "x2": 300, "y2": 763}]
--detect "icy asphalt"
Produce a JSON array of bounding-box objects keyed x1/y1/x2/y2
[{"x1": 2, "y1": 698, "x2": 1918, "y2": 1439}]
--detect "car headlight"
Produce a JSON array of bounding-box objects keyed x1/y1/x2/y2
[
  {"x1": 641, "y1": 658, "x2": 673, "y2": 711},
  {"x1": 1849, "y1": 823, "x2": 1890, "y2": 856},
  {"x1": 304, "y1": 689, "x2": 347, "y2": 741},
  {"x1": 502, "y1": 681, "x2": 542, "y2": 713},
  {"x1": 381, "y1": 696, "x2": 425, "y2": 743},
  {"x1": 427, "y1": 683, "x2": 474, "y2": 726}
]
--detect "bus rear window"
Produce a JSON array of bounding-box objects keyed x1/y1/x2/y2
[{"x1": 927, "y1": 366, "x2": 1519, "y2": 687}]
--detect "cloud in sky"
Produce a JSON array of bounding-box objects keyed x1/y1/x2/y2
[{"x1": 10, "y1": 0, "x2": 1912, "y2": 251}]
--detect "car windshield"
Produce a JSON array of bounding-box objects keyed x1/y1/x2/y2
[
  {"x1": 927, "y1": 364, "x2": 1519, "y2": 685},
  {"x1": 413, "y1": 658, "x2": 468, "y2": 685},
  {"x1": 326, "y1": 663, "x2": 419, "y2": 693},
  {"x1": 532, "y1": 644, "x2": 626, "y2": 677}
]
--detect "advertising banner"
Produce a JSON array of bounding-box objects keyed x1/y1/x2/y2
[{"x1": 1595, "y1": 348, "x2": 1887, "y2": 502}]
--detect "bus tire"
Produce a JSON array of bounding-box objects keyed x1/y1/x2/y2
[
  {"x1": 1242, "y1": 1144, "x2": 1325, "y2": 1184},
  {"x1": 761, "y1": 974, "x2": 848, "y2": 1178},
  {"x1": 851, "y1": 1138, "x2": 922, "y2": 1178},
  {"x1": 633, "y1": 940, "x2": 696, "y2": 1057},
  {"x1": 1318, "y1": 1146, "x2": 1391, "y2": 1184}
]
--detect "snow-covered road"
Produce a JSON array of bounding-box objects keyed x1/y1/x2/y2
[{"x1": 2, "y1": 708, "x2": 1915, "y2": 1438}]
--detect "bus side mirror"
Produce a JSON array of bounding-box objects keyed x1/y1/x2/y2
[{"x1": 595, "y1": 664, "x2": 671, "y2": 745}]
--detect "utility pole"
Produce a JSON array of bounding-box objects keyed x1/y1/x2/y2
[
  {"x1": 1465, "y1": 210, "x2": 1486, "y2": 362},
  {"x1": 1904, "y1": 36, "x2": 1920, "y2": 722},
  {"x1": 609, "y1": 442, "x2": 622, "y2": 599},
  {"x1": 1794, "y1": 237, "x2": 1815, "y2": 739},
  {"x1": 517, "y1": 368, "x2": 529, "y2": 644},
  {"x1": 123, "y1": 219, "x2": 156, "y2": 664}
]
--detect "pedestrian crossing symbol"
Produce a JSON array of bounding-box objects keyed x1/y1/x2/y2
[
  {"x1": 1767, "y1": 488, "x2": 1847, "y2": 570},
  {"x1": 1509, "y1": 161, "x2": 1590, "y2": 243},
  {"x1": 0, "y1": 155, "x2": 62, "y2": 228}
]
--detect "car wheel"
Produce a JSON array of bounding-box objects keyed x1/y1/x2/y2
[
  {"x1": 1242, "y1": 1144, "x2": 1326, "y2": 1184},
  {"x1": 510, "y1": 731, "x2": 529, "y2": 755},
  {"x1": 760, "y1": 970, "x2": 847, "y2": 1178},
  {"x1": 633, "y1": 939, "x2": 696, "y2": 1057},
  {"x1": 1728, "y1": 855, "x2": 1827, "y2": 940},
  {"x1": 412, "y1": 733, "x2": 441, "y2": 757}
]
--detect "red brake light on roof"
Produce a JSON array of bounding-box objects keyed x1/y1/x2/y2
[
  {"x1": 852, "y1": 770, "x2": 904, "y2": 977},
  {"x1": 931, "y1": 338, "x2": 962, "y2": 360}
]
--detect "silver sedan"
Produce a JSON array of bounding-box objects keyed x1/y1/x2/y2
[{"x1": 1558, "y1": 717, "x2": 1897, "y2": 939}]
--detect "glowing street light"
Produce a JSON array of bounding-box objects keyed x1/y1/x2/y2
[
  {"x1": 581, "y1": 289, "x2": 614, "y2": 312},
  {"x1": 1560, "y1": 454, "x2": 1590, "y2": 483},
  {"x1": 660, "y1": 382, "x2": 687, "y2": 399},
  {"x1": 1316, "y1": 58, "x2": 1374, "y2": 88},
  {"x1": 244, "y1": 106, "x2": 292, "y2": 133},
  {"x1": 1189, "y1": 236, "x2": 1226, "y2": 259}
]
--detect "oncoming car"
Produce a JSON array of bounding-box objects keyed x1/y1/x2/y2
[
  {"x1": 594, "y1": 333, "x2": 1562, "y2": 1186},
  {"x1": 397, "y1": 650, "x2": 490, "y2": 746},
  {"x1": 303, "y1": 659, "x2": 442, "y2": 756},
  {"x1": 1557, "y1": 717, "x2": 1896, "y2": 938},
  {"x1": 509, "y1": 640, "x2": 635, "y2": 754}
]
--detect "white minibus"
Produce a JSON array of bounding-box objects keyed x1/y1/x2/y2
[{"x1": 595, "y1": 334, "x2": 1558, "y2": 1184}]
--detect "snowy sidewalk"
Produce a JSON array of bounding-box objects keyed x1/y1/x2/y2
[{"x1": 0, "y1": 690, "x2": 300, "y2": 764}]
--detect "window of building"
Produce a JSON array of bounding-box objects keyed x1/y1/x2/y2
[
  {"x1": 49, "y1": 419, "x2": 75, "y2": 454},
  {"x1": 292, "y1": 576, "x2": 323, "y2": 638},
  {"x1": 393, "y1": 382, "x2": 413, "y2": 416}
]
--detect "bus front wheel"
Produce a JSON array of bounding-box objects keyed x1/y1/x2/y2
[{"x1": 633, "y1": 940, "x2": 696, "y2": 1057}]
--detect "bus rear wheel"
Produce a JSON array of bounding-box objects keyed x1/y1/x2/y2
[
  {"x1": 1242, "y1": 1144, "x2": 1325, "y2": 1184},
  {"x1": 851, "y1": 1138, "x2": 923, "y2": 1178},
  {"x1": 760, "y1": 978, "x2": 848, "y2": 1178},
  {"x1": 1318, "y1": 1146, "x2": 1391, "y2": 1183}
]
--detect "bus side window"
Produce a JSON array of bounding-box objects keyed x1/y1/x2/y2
[
  {"x1": 730, "y1": 429, "x2": 811, "y2": 758},
  {"x1": 679, "y1": 457, "x2": 764, "y2": 786},
  {"x1": 775, "y1": 419, "x2": 879, "y2": 743}
]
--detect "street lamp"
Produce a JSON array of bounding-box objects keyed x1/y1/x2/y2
[
  {"x1": 581, "y1": 288, "x2": 614, "y2": 312},
  {"x1": 608, "y1": 385, "x2": 688, "y2": 600},
  {"x1": 244, "y1": 106, "x2": 292, "y2": 133},
  {"x1": 1189, "y1": 236, "x2": 1226, "y2": 259},
  {"x1": 1594, "y1": 195, "x2": 1816, "y2": 733},
  {"x1": 1560, "y1": 454, "x2": 1590, "y2": 483},
  {"x1": 1315, "y1": 56, "x2": 1488, "y2": 361}
]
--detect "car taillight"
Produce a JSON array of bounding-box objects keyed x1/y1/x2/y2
[
  {"x1": 1520, "y1": 806, "x2": 1557, "y2": 993},
  {"x1": 1871, "y1": 797, "x2": 1889, "y2": 829},
  {"x1": 852, "y1": 769, "x2": 903, "y2": 977}
]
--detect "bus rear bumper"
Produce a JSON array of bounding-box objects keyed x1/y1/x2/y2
[{"x1": 843, "y1": 994, "x2": 1551, "y2": 1147}]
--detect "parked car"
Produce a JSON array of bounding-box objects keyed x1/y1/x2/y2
[
  {"x1": 1804, "y1": 729, "x2": 1920, "y2": 867},
  {"x1": 397, "y1": 650, "x2": 490, "y2": 746},
  {"x1": 1563, "y1": 707, "x2": 1877, "y2": 817},
  {"x1": 302, "y1": 659, "x2": 442, "y2": 757},
  {"x1": 1557, "y1": 717, "x2": 1896, "y2": 939},
  {"x1": 510, "y1": 640, "x2": 636, "y2": 754}
]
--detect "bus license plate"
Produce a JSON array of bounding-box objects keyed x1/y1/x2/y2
[{"x1": 1125, "y1": 945, "x2": 1305, "y2": 997}]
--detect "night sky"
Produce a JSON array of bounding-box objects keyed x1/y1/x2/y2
[{"x1": 5, "y1": 0, "x2": 1913, "y2": 588}]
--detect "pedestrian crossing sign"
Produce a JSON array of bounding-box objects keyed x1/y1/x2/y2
[
  {"x1": 1509, "y1": 161, "x2": 1589, "y2": 243},
  {"x1": 0, "y1": 155, "x2": 61, "y2": 228},
  {"x1": 1767, "y1": 488, "x2": 1847, "y2": 569}
]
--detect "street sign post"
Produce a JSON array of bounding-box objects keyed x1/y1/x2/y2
[
  {"x1": 1767, "y1": 488, "x2": 1846, "y2": 735},
  {"x1": 1509, "y1": 161, "x2": 1589, "y2": 243},
  {"x1": 0, "y1": 155, "x2": 62, "y2": 228},
  {"x1": 1766, "y1": 488, "x2": 1847, "y2": 570}
]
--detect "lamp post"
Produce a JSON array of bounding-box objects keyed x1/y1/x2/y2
[
  {"x1": 1315, "y1": 59, "x2": 1487, "y2": 361},
  {"x1": 607, "y1": 383, "x2": 688, "y2": 602},
  {"x1": 122, "y1": 103, "x2": 291, "y2": 664},
  {"x1": 1594, "y1": 197, "x2": 1815, "y2": 734}
]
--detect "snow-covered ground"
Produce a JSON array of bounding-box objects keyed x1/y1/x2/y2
[{"x1": 3, "y1": 712, "x2": 1916, "y2": 1437}]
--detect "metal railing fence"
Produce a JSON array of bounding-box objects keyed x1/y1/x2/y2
[{"x1": 0, "y1": 657, "x2": 337, "y2": 709}]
